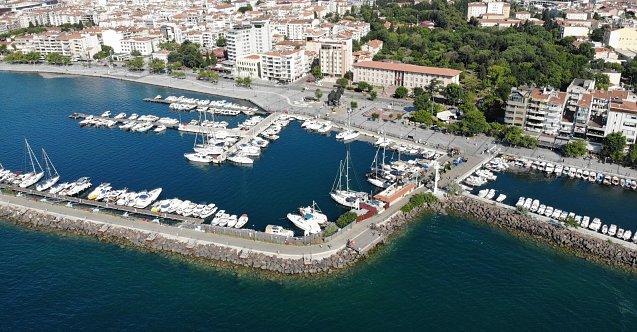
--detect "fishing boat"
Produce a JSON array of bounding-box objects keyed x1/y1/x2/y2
[
  {"x1": 265, "y1": 225, "x2": 294, "y2": 237},
  {"x1": 19, "y1": 139, "x2": 45, "y2": 188},
  {"x1": 35, "y1": 149, "x2": 60, "y2": 192},
  {"x1": 235, "y1": 214, "x2": 249, "y2": 228},
  {"x1": 286, "y1": 213, "x2": 321, "y2": 235},
  {"x1": 330, "y1": 150, "x2": 367, "y2": 209}
]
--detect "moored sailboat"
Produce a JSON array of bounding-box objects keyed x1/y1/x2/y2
[{"x1": 36, "y1": 149, "x2": 60, "y2": 192}]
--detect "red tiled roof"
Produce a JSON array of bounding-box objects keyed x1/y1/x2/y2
[{"x1": 353, "y1": 61, "x2": 461, "y2": 77}]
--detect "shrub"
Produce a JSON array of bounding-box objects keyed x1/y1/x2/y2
[
  {"x1": 323, "y1": 223, "x2": 338, "y2": 237},
  {"x1": 336, "y1": 212, "x2": 357, "y2": 228}
]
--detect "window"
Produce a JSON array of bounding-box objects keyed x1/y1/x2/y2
[{"x1": 623, "y1": 121, "x2": 636, "y2": 128}]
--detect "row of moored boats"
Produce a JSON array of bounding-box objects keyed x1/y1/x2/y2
[{"x1": 515, "y1": 196, "x2": 637, "y2": 243}]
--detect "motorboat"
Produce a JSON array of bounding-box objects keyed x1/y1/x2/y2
[
  {"x1": 622, "y1": 230, "x2": 632, "y2": 241},
  {"x1": 298, "y1": 201, "x2": 328, "y2": 226},
  {"x1": 227, "y1": 153, "x2": 253, "y2": 165},
  {"x1": 153, "y1": 125, "x2": 167, "y2": 133},
  {"x1": 537, "y1": 204, "x2": 546, "y2": 215},
  {"x1": 87, "y1": 183, "x2": 112, "y2": 200},
  {"x1": 286, "y1": 213, "x2": 321, "y2": 235},
  {"x1": 486, "y1": 189, "x2": 496, "y2": 200},
  {"x1": 588, "y1": 218, "x2": 602, "y2": 232},
  {"x1": 235, "y1": 214, "x2": 249, "y2": 228},
  {"x1": 336, "y1": 130, "x2": 360, "y2": 141},
  {"x1": 608, "y1": 224, "x2": 617, "y2": 237},
  {"x1": 184, "y1": 152, "x2": 217, "y2": 163},
  {"x1": 478, "y1": 189, "x2": 489, "y2": 198},
  {"x1": 601, "y1": 224, "x2": 608, "y2": 235},
  {"x1": 581, "y1": 216, "x2": 590, "y2": 228},
  {"x1": 133, "y1": 188, "x2": 162, "y2": 209}
]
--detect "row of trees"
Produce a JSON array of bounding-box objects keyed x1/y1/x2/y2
[{"x1": 3, "y1": 51, "x2": 41, "y2": 64}]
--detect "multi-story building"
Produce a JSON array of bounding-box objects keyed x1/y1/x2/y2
[
  {"x1": 467, "y1": 1, "x2": 510, "y2": 21},
  {"x1": 352, "y1": 61, "x2": 461, "y2": 89},
  {"x1": 318, "y1": 38, "x2": 352, "y2": 77},
  {"x1": 14, "y1": 31, "x2": 99, "y2": 60},
  {"x1": 226, "y1": 20, "x2": 272, "y2": 62},
  {"x1": 505, "y1": 86, "x2": 568, "y2": 135},
  {"x1": 604, "y1": 27, "x2": 637, "y2": 51},
  {"x1": 235, "y1": 54, "x2": 261, "y2": 80},
  {"x1": 607, "y1": 100, "x2": 637, "y2": 144},
  {"x1": 259, "y1": 49, "x2": 306, "y2": 83},
  {"x1": 120, "y1": 37, "x2": 159, "y2": 56}
]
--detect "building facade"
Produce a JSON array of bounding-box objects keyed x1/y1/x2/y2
[
  {"x1": 260, "y1": 49, "x2": 306, "y2": 83},
  {"x1": 352, "y1": 61, "x2": 461, "y2": 89}
]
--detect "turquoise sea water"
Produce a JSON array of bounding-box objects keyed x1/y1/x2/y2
[{"x1": 1, "y1": 72, "x2": 636, "y2": 330}]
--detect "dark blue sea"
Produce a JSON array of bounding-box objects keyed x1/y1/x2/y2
[{"x1": 1, "y1": 72, "x2": 636, "y2": 330}]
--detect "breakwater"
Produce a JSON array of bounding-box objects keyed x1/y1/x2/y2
[{"x1": 443, "y1": 195, "x2": 637, "y2": 270}]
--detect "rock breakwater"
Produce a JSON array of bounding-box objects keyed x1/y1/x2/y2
[{"x1": 444, "y1": 196, "x2": 637, "y2": 270}]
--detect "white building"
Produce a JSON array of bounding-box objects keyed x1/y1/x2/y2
[
  {"x1": 102, "y1": 29, "x2": 124, "y2": 53},
  {"x1": 318, "y1": 38, "x2": 352, "y2": 77},
  {"x1": 226, "y1": 20, "x2": 272, "y2": 62},
  {"x1": 467, "y1": 1, "x2": 510, "y2": 21},
  {"x1": 120, "y1": 37, "x2": 159, "y2": 56},
  {"x1": 14, "y1": 31, "x2": 99, "y2": 60},
  {"x1": 607, "y1": 100, "x2": 637, "y2": 144},
  {"x1": 352, "y1": 61, "x2": 462, "y2": 89},
  {"x1": 235, "y1": 54, "x2": 261, "y2": 79},
  {"x1": 260, "y1": 49, "x2": 306, "y2": 83}
]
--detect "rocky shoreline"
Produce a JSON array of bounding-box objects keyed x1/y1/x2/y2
[
  {"x1": 443, "y1": 196, "x2": 637, "y2": 270},
  {"x1": 2, "y1": 192, "x2": 636, "y2": 274}
]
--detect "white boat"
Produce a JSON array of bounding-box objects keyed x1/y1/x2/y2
[
  {"x1": 114, "y1": 112, "x2": 127, "y2": 119},
  {"x1": 601, "y1": 224, "x2": 608, "y2": 234},
  {"x1": 87, "y1": 183, "x2": 111, "y2": 200},
  {"x1": 588, "y1": 218, "x2": 602, "y2": 232},
  {"x1": 530, "y1": 199, "x2": 540, "y2": 212},
  {"x1": 184, "y1": 152, "x2": 217, "y2": 163},
  {"x1": 227, "y1": 215, "x2": 238, "y2": 228},
  {"x1": 133, "y1": 188, "x2": 162, "y2": 209},
  {"x1": 617, "y1": 228, "x2": 625, "y2": 238},
  {"x1": 516, "y1": 197, "x2": 525, "y2": 207},
  {"x1": 537, "y1": 204, "x2": 546, "y2": 215},
  {"x1": 330, "y1": 150, "x2": 366, "y2": 209},
  {"x1": 581, "y1": 216, "x2": 590, "y2": 228},
  {"x1": 622, "y1": 230, "x2": 632, "y2": 241},
  {"x1": 486, "y1": 189, "x2": 496, "y2": 200},
  {"x1": 227, "y1": 153, "x2": 253, "y2": 165},
  {"x1": 235, "y1": 214, "x2": 249, "y2": 228},
  {"x1": 608, "y1": 224, "x2": 617, "y2": 236},
  {"x1": 154, "y1": 125, "x2": 167, "y2": 133},
  {"x1": 544, "y1": 206, "x2": 554, "y2": 217},
  {"x1": 101, "y1": 111, "x2": 111, "y2": 117},
  {"x1": 495, "y1": 194, "x2": 507, "y2": 203},
  {"x1": 523, "y1": 198, "x2": 532, "y2": 210},
  {"x1": 265, "y1": 225, "x2": 294, "y2": 237},
  {"x1": 298, "y1": 201, "x2": 328, "y2": 226},
  {"x1": 335, "y1": 109, "x2": 360, "y2": 141},
  {"x1": 19, "y1": 139, "x2": 45, "y2": 188},
  {"x1": 286, "y1": 213, "x2": 321, "y2": 235},
  {"x1": 36, "y1": 149, "x2": 60, "y2": 192},
  {"x1": 478, "y1": 189, "x2": 489, "y2": 198}
]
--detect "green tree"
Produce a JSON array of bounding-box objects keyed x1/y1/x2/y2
[
  {"x1": 453, "y1": 110, "x2": 490, "y2": 136},
  {"x1": 443, "y1": 83, "x2": 464, "y2": 105},
  {"x1": 602, "y1": 132, "x2": 626, "y2": 162},
  {"x1": 238, "y1": 4, "x2": 252, "y2": 13},
  {"x1": 149, "y1": 58, "x2": 166, "y2": 73},
  {"x1": 311, "y1": 65, "x2": 322, "y2": 79},
  {"x1": 350, "y1": 100, "x2": 358, "y2": 109},
  {"x1": 394, "y1": 86, "x2": 408, "y2": 98},
  {"x1": 593, "y1": 73, "x2": 610, "y2": 90},
  {"x1": 625, "y1": 144, "x2": 637, "y2": 166},
  {"x1": 369, "y1": 90, "x2": 378, "y2": 100},
  {"x1": 315, "y1": 89, "x2": 323, "y2": 99},
  {"x1": 126, "y1": 56, "x2": 145, "y2": 71},
  {"x1": 216, "y1": 36, "x2": 226, "y2": 47},
  {"x1": 159, "y1": 41, "x2": 178, "y2": 51},
  {"x1": 357, "y1": 81, "x2": 371, "y2": 92},
  {"x1": 3, "y1": 52, "x2": 25, "y2": 63},
  {"x1": 25, "y1": 51, "x2": 40, "y2": 64},
  {"x1": 167, "y1": 61, "x2": 182, "y2": 72},
  {"x1": 562, "y1": 140, "x2": 588, "y2": 158},
  {"x1": 130, "y1": 49, "x2": 142, "y2": 56},
  {"x1": 0, "y1": 44, "x2": 9, "y2": 55},
  {"x1": 336, "y1": 77, "x2": 349, "y2": 88},
  {"x1": 410, "y1": 110, "x2": 434, "y2": 126}
]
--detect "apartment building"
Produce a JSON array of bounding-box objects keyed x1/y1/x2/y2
[
  {"x1": 235, "y1": 54, "x2": 261, "y2": 80},
  {"x1": 467, "y1": 1, "x2": 510, "y2": 21},
  {"x1": 607, "y1": 100, "x2": 637, "y2": 144},
  {"x1": 14, "y1": 31, "x2": 99, "y2": 59},
  {"x1": 120, "y1": 37, "x2": 159, "y2": 56},
  {"x1": 352, "y1": 61, "x2": 461, "y2": 89},
  {"x1": 259, "y1": 49, "x2": 306, "y2": 83},
  {"x1": 604, "y1": 27, "x2": 637, "y2": 51},
  {"x1": 317, "y1": 38, "x2": 352, "y2": 77},
  {"x1": 504, "y1": 86, "x2": 568, "y2": 135},
  {"x1": 226, "y1": 20, "x2": 272, "y2": 62}
]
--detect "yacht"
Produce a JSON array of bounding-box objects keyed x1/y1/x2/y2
[
  {"x1": 133, "y1": 188, "x2": 162, "y2": 209},
  {"x1": 35, "y1": 149, "x2": 60, "y2": 192},
  {"x1": 608, "y1": 224, "x2": 617, "y2": 237},
  {"x1": 335, "y1": 109, "x2": 360, "y2": 141},
  {"x1": 544, "y1": 206, "x2": 554, "y2": 217},
  {"x1": 530, "y1": 199, "x2": 540, "y2": 212},
  {"x1": 235, "y1": 214, "x2": 249, "y2": 228},
  {"x1": 153, "y1": 125, "x2": 167, "y2": 133},
  {"x1": 617, "y1": 228, "x2": 625, "y2": 239},
  {"x1": 478, "y1": 189, "x2": 489, "y2": 198},
  {"x1": 286, "y1": 213, "x2": 321, "y2": 235},
  {"x1": 114, "y1": 112, "x2": 127, "y2": 119},
  {"x1": 581, "y1": 216, "x2": 590, "y2": 228},
  {"x1": 101, "y1": 111, "x2": 111, "y2": 117},
  {"x1": 87, "y1": 183, "x2": 112, "y2": 200},
  {"x1": 298, "y1": 201, "x2": 328, "y2": 226},
  {"x1": 537, "y1": 204, "x2": 546, "y2": 215},
  {"x1": 486, "y1": 189, "x2": 496, "y2": 200},
  {"x1": 623, "y1": 230, "x2": 633, "y2": 241},
  {"x1": 516, "y1": 197, "x2": 525, "y2": 207},
  {"x1": 601, "y1": 224, "x2": 608, "y2": 235},
  {"x1": 227, "y1": 215, "x2": 238, "y2": 228},
  {"x1": 265, "y1": 225, "x2": 294, "y2": 237},
  {"x1": 184, "y1": 152, "x2": 217, "y2": 163}
]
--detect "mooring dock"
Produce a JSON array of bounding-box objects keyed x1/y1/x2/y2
[
  {"x1": 0, "y1": 183, "x2": 205, "y2": 224},
  {"x1": 222, "y1": 113, "x2": 281, "y2": 158}
]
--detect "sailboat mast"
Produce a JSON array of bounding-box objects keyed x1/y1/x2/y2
[
  {"x1": 42, "y1": 149, "x2": 51, "y2": 178},
  {"x1": 345, "y1": 150, "x2": 350, "y2": 192},
  {"x1": 25, "y1": 139, "x2": 36, "y2": 173}
]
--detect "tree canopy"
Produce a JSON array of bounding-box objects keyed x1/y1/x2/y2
[
  {"x1": 602, "y1": 132, "x2": 626, "y2": 162},
  {"x1": 562, "y1": 140, "x2": 588, "y2": 158}
]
